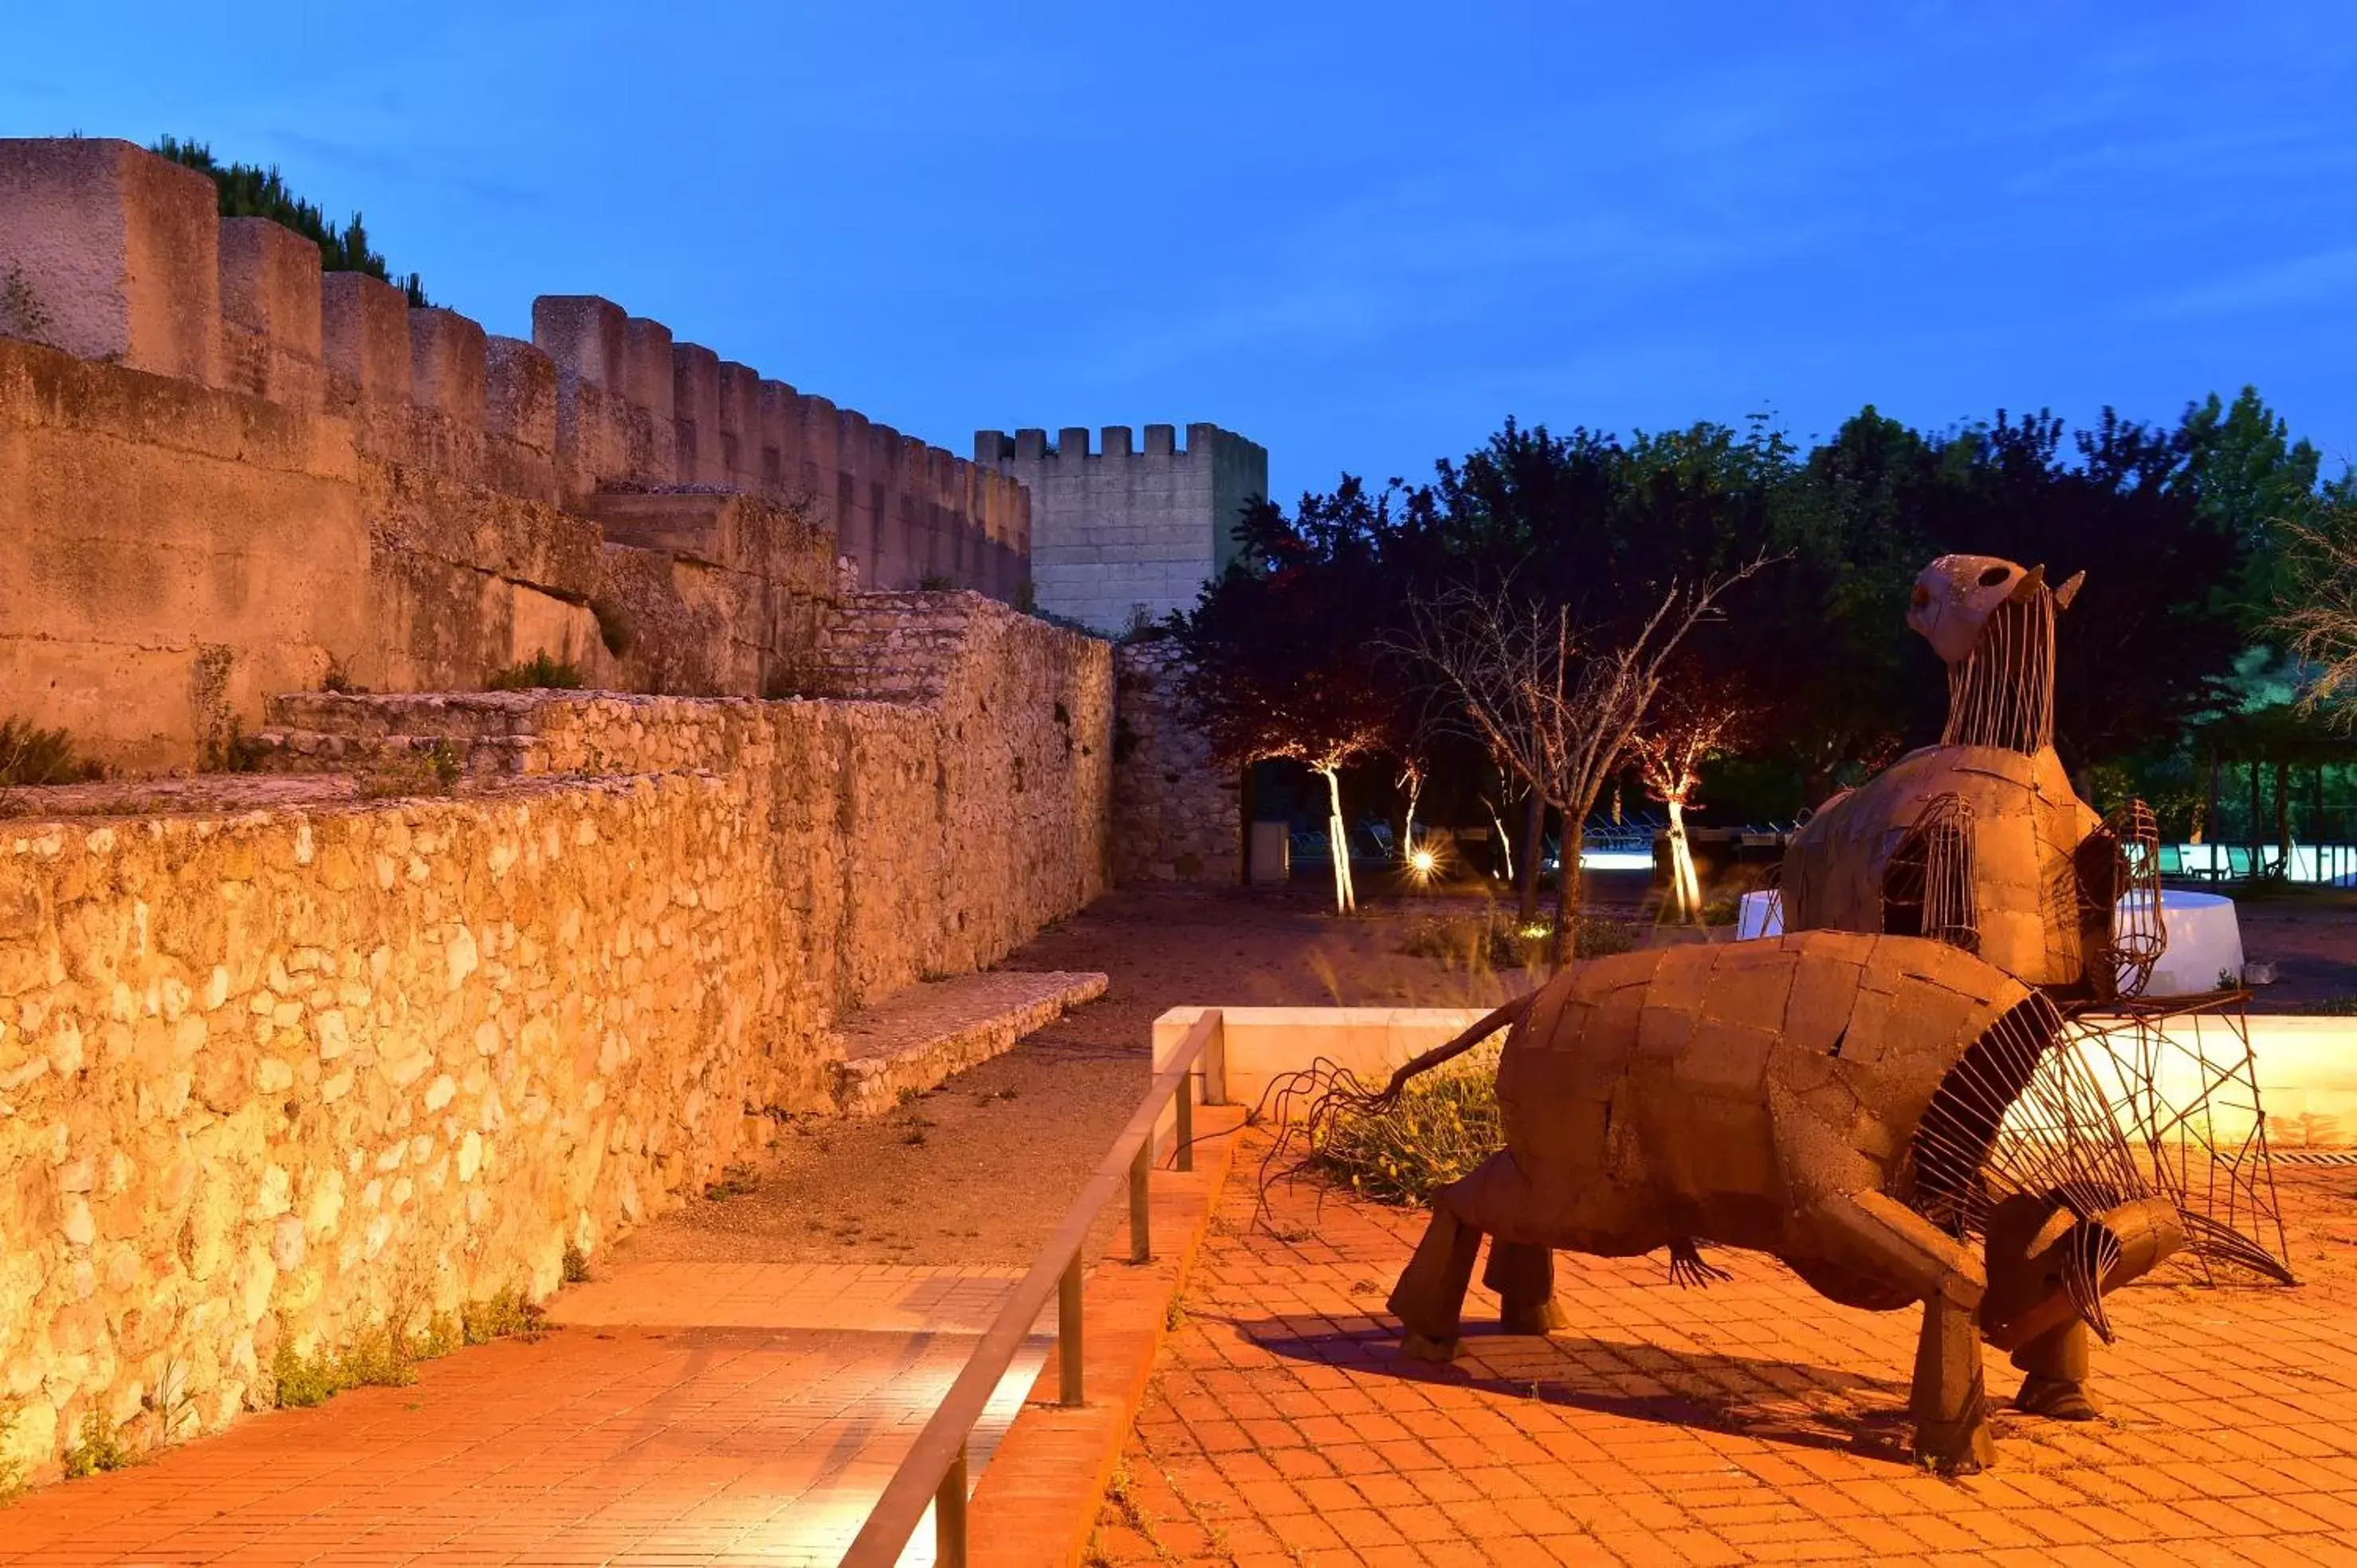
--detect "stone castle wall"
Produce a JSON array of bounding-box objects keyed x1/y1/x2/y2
[
  {"x1": 0, "y1": 593, "x2": 1112, "y2": 1480},
  {"x1": 980, "y1": 422, "x2": 1266, "y2": 635},
  {"x1": 0, "y1": 137, "x2": 1031, "y2": 772},
  {"x1": 1111, "y1": 642, "x2": 1239, "y2": 883}
]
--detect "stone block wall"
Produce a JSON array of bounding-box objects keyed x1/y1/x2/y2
[
  {"x1": 0, "y1": 593, "x2": 1111, "y2": 1481},
  {"x1": 1110, "y1": 642, "x2": 1239, "y2": 883},
  {"x1": 979, "y1": 422, "x2": 1266, "y2": 635},
  {"x1": 0, "y1": 137, "x2": 1031, "y2": 772}
]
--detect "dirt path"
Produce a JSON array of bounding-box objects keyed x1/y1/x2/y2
[{"x1": 603, "y1": 884, "x2": 1538, "y2": 1271}]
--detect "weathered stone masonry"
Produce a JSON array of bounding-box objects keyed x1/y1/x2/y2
[
  {"x1": 0, "y1": 136, "x2": 1031, "y2": 772},
  {"x1": 0, "y1": 595, "x2": 1111, "y2": 1480}
]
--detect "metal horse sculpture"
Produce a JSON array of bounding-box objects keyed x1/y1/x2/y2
[{"x1": 1374, "y1": 935, "x2": 2181, "y2": 1472}]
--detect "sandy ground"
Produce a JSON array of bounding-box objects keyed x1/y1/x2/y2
[{"x1": 603, "y1": 882, "x2": 1551, "y2": 1272}]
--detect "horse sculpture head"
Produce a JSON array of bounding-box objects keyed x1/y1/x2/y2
[{"x1": 1907, "y1": 555, "x2": 2084, "y2": 666}]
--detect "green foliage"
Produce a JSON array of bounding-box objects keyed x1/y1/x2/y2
[
  {"x1": 60, "y1": 1412, "x2": 132, "y2": 1478},
  {"x1": 561, "y1": 1243, "x2": 590, "y2": 1284},
  {"x1": 320, "y1": 657, "x2": 368, "y2": 695},
  {"x1": 1313, "y1": 1047, "x2": 1505, "y2": 1205},
  {"x1": 485, "y1": 652, "x2": 583, "y2": 691},
  {"x1": 918, "y1": 571, "x2": 958, "y2": 591},
  {"x1": 271, "y1": 1328, "x2": 416, "y2": 1409},
  {"x1": 150, "y1": 136, "x2": 427, "y2": 306},
  {"x1": 0, "y1": 717, "x2": 97, "y2": 786},
  {"x1": 461, "y1": 1287, "x2": 545, "y2": 1346}
]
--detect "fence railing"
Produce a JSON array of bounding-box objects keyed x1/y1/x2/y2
[{"x1": 839, "y1": 1009, "x2": 1227, "y2": 1568}]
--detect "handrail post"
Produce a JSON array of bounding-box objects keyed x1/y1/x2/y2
[
  {"x1": 1058, "y1": 1255, "x2": 1084, "y2": 1407},
  {"x1": 1129, "y1": 1138, "x2": 1151, "y2": 1263},
  {"x1": 1175, "y1": 1067, "x2": 1194, "y2": 1172},
  {"x1": 937, "y1": 1440, "x2": 968, "y2": 1568}
]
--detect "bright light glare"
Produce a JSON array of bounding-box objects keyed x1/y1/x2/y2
[{"x1": 1408, "y1": 847, "x2": 1440, "y2": 877}]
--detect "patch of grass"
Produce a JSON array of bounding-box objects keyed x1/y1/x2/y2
[
  {"x1": 917, "y1": 572, "x2": 957, "y2": 591},
  {"x1": 0, "y1": 1402, "x2": 22, "y2": 1500},
  {"x1": 462, "y1": 1287, "x2": 546, "y2": 1346},
  {"x1": 320, "y1": 656, "x2": 369, "y2": 695},
  {"x1": 1398, "y1": 909, "x2": 1637, "y2": 969},
  {"x1": 561, "y1": 1242, "x2": 590, "y2": 1283},
  {"x1": 0, "y1": 717, "x2": 100, "y2": 786},
  {"x1": 1311, "y1": 1044, "x2": 1505, "y2": 1206},
  {"x1": 61, "y1": 1412, "x2": 132, "y2": 1479},
  {"x1": 702, "y1": 1163, "x2": 759, "y2": 1201},
  {"x1": 2295, "y1": 996, "x2": 2357, "y2": 1016},
  {"x1": 356, "y1": 739, "x2": 465, "y2": 800},
  {"x1": 272, "y1": 1327, "x2": 417, "y2": 1409},
  {"x1": 485, "y1": 651, "x2": 583, "y2": 691}
]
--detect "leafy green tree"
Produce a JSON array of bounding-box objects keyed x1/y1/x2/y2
[{"x1": 151, "y1": 136, "x2": 428, "y2": 306}]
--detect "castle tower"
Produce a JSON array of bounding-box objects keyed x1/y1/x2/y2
[{"x1": 977, "y1": 422, "x2": 1267, "y2": 634}]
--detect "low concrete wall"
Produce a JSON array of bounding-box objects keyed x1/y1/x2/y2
[{"x1": 1151, "y1": 1005, "x2": 2357, "y2": 1150}]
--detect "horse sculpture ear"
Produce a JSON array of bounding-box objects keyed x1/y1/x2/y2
[{"x1": 2053, "y1": 571, "x2": 2085, "y2": 610}]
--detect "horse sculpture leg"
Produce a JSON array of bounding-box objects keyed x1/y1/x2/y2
[
  {"x1": 1484, "y1": 1240, "x2": 1566, "y2": 1334},
  {"x1": 2009, "y1": 1319, "x2": 2099, "y2": 1419},
  {"x1": 1389, "y1": 1206, "x2": 1483, "y2": 1361}
]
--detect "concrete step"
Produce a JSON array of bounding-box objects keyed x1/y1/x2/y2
[{"x1": 831, "y1": 969, "x2": 1109, "y2": 1116}]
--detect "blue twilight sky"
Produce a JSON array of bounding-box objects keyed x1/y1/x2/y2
[{"x1": 6, "y1": 2, "x2": 2353, "y2": 501}]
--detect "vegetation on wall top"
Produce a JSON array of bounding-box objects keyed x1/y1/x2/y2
[{"x1": 150, "y1": 135, "x2": 429, "y2": 307}]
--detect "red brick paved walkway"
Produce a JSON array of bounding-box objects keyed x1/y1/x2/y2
[
  {"x1": 0, "y1": 1266, "x2": 1045, "y2": 1566},
  {"x1": 1090, "y1": 1141, "x2": 2357, "y2": 1567}
]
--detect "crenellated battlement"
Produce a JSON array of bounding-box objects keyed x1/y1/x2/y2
[
  {"x1": 0, "y1": 136, "x2": 1029, "y2": 597},
  {"x1": 976, "y1": 420, "x2": 1268, "y2": 634}
]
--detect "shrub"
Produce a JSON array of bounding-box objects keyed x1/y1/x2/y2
[
  {"x1": 918, "y1": 572, "x2": 957, "y2": 591},
  {"x1": 462, "y1": 1287, "x2": 545, "y2": 1346},
  {"x1": 561, "y1": 1243, "x2": 590, "y2": 1283},
  {"x1": 485, "y1": 652, "x2": 583, "y2": 691},
  {"x1": 1398, "y1": 910, "x2": 1637, "y2": 969},
  {"x1": 0, "y1": 717, "x2": 96, "y2": 786},
  {"x1": 1310, "y1": 1046, "x2": 1505, "y2": 1206},
  {"x1": 61, "y1": 1412, "x2": 131, "y2": 1478}
]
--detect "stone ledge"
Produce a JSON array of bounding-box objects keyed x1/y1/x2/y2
[{"x1": 831, "y1": 969, "x2": 1110, "y2": 1115}]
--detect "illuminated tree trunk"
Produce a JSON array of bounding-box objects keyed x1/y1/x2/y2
[
  {"x1": 1400, "y1": 768, "x2": 1423, "y2": 863},
  {"x1": 1665, "y1": 792, "x2": 1703, "y2": 922},
  {"x1": 1485, "y1": 797, "x2": 1515, "y2": 884},
  {"x1": 1553, "y1": 821, "x2": 1584, "y2": 969},
  {"x1": 1518, "y1": 792, "x2": 1546, "y2": 924},
  {"x1": 1318, "y1": 764, "x2": 1356, "y2": 914}
]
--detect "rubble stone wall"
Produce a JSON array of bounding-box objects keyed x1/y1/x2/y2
[
  {"x1": 1110, "y1": 642, "x2": 1238, "y2": 883},
  {"x1": 0, "y1": 595, "x2": 1111, "y2": 1483}
]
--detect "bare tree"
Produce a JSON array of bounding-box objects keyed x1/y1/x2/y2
[
  {"x1": 2280, "y1": 517, "x2": 2357, "y2": 725},
  {"x1": 1407, "y1": 557, "x2": 1772, "y2": 964},
  {"x1": 1630, "y1": 678, "x2": 1750, "y2": 923}
]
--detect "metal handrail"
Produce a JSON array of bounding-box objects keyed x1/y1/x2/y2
[{"x1": 839, "y1": 1009, "x2": 1226, "y2": 1568}]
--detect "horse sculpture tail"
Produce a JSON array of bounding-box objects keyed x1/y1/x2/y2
[{"x1": 1250, "y1": 992, "x2": 1536, "y2": 1224}]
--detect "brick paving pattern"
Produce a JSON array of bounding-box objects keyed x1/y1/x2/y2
[
  {"x1": 1091, "y1": 1140, "x2": 2357, "y2": 1567},
  {"x1": 0, "y1": 1265, "x2": 1043, "y2": 1566}
]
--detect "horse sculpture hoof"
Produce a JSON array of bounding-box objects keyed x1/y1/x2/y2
[
  {"x1": 2013, "y1": 1373, "x2": 2100, "y2": 1421},
  {"x1": 1398, "y1": 1332, "x2": 1462, "y2": 1363},
  {"x1": 1497, "y1": 1298, "x2": 1566, "y2": 1335}
]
